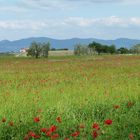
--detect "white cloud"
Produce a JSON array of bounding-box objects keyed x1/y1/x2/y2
[
  {"x1": 130, "y1": 17, "x2": 140, "y2": 26},
  {"x1": 0, "y1": 20, "x2": 46, "y2": 30},
  {"x1": 64, "y1": 17, "x2": 98, "y2": 27},
  {"x1": 64, "y1": 16, "x2": 140, "y2": 27},
  {"x1": 0, "y1": 16, "x2": 140, "y2": 31}
]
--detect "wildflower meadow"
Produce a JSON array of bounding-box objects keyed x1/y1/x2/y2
[{"x1": 0, "y1": 55, "x2": 140, "y2": 140}]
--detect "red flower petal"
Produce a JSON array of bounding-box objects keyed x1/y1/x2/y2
[
  {"x1": 56, "y1": 117, "x2": 61, "y2": 123},
  {"x1": 34, "y1": 117, "x2": 40, "y2": 123},
  {"x1": 9, "y1": 121, "x2": 14, "y2": 126},
  {"x1": 92, "y1": 123, "x2": 100, "y2": 130},
  {"x1": 71, "y1": 131, "x2": 80, "y2": 137},
  {"x1": 104, "y1": 119, "x2": 112, "y2": 125},
  {"x1": 92, "y1": 131, "x2": 98, "y2": 139},
  {"x1": 2, "y1": 118, "x2": 6, "y2": 123},
  {"x1": 41, "y1": 128, "x2": 47, "y2": 133}
]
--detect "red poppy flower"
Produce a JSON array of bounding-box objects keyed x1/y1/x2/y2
[
  {"x1": 34, "y1": 135, "x2": 40, "y2": 139},
  {"x1": 127, "y1": 102, "x2": 134, "y2": 108},
  {"x1": 71, "y1": 131, "x2": 80, "y2": 137},
  {"x1": 64, "y1": 138, "x2": 70, "y2": 140},
  {"x1": 49, "y1": 125, "x2": 57, "y2": 133},
  {"x1": 2, "y1": 118, "x2": 6, "y2": 123},
  {"x1": 92, "y1": 131, "x2": 98, "y2": 139},
  {"x1": 92, "y1": 123, "x2": 100, "y2": 130},
  {"x1": 46, "y1": 131, "x2": 52, "y2": 137},
  {"x1": 114, "y1": 105, "x2": 120, "y2": 109},
  {"x1": 9, "y1": 121, "x2": 14, "y2": 126},
  {"x1": 104, "y1": 119, "x2": 112, "y2": 125},
  {"x1": 56, "y1": 117, "x2": 61, "y2": 123},
  {"x1": 34, "y1": 117, "x2": 40, "y2": 123},
  {"x1": 41, "y1": 128, "x2": 47, "y2": 133},
  {"x1": 28, "y1": 131, "x2": 36, "y2": 137},
  {"x1": 129, "y1": 133, "x2": 134, "y2": 140},
  {"x1": 51, "y1": 133, "x2": 59, "y2": 139}
]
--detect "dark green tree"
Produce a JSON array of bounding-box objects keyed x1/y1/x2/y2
[
  {"x1": 27, "y1": 42, "x2": 50, "y2": 58},
  {"x1": 88, "y1": 42, "x2": 117, "y2": 55},
  {"x1": 88, "y1": 42, "x2": 96, "y2": 55},
  {"x1": 27, "y1": 42, "x2": 42, "y2": 58},
  {"x1": 109, "y1": 45, "x2": 116, "y2": 54},
  {"x1": 88, "y1": 42, "x2": 104, "y2": 55},
  {"x1": 117, "y1": 47, "x2": 129, "y2": 54},
  {"x1": 102, "y1": 45, "x2": 110, "y2": 53},
  {"x1": 41, "y1": 42, "x2": 50, "y2": 57}
]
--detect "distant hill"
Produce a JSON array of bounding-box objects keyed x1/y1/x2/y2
[{"x1": 0, "y1": 37, "x2": 140, "y2": 52}]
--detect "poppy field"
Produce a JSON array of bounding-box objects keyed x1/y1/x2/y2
[{"x1": 0, "y1": 55, "x2": 140, "y2": 140}]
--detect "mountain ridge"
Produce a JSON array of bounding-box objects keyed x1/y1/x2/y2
[{"x1": 0, "y1": 37, "x2": 140, "y2": 52}]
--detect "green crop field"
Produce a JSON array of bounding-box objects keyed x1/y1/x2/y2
[{"x1": 0, "y1": 55, "x2": 140, "y2": 140}]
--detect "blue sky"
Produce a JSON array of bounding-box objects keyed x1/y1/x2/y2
[{"x1": 0, "y1": 0, "x2": 140, "y2": 40}]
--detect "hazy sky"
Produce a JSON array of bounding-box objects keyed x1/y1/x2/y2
[{"x1": 0, "y1": 0, "x2": 140, "y2": 40}]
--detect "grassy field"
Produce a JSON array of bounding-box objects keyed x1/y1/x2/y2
[{"x1": 0, "y1": 55, "x2": 140, "y2": 140}]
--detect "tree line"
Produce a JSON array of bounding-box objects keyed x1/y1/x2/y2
[
  {"x1": 27, "y1": 42, "x2": 69, "y2": 58},
  {"x1": 27, "y1": 41, "x2": 140, "y2": 58},
  {"x1": 74, "y1": 42, "x2": 140, "y2": 55}
]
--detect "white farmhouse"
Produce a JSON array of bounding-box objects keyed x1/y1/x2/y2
[{"x1": 20, "y1": 48, "x2": 29, "y2": 53}]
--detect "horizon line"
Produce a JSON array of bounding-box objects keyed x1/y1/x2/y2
[{"x1": 1, "y1": 36, "x2": 140, "y2": 42}]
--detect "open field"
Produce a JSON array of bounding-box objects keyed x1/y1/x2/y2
[
  {"x1": 0, "y1": 55, "x2": 140, "y2": 140},
  {"x1": 48, "y1": 50, "x2": 74, "y2": 56}
]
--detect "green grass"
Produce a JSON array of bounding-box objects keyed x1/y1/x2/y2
[{"x1": 0, "y1": 55, "x2": 140, "y2": 140}]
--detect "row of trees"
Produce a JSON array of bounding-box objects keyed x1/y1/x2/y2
[
  {"x1": 88, "y1": 42, "x2": 116, "y2": 55},
  {"x1": 27, "y1": 42, "x2": 69, "y2": 58},
  {"x1": 130, "y1": 44, "x2": 140, "y2": 54},
  {"x1": 74, "y1": 42, "x2": 140, "y2": 55},
  {"x1": 27, "y1": 42, "x2": 50, "y2": 58},
  {"x1": 74, "y1": 42, "x2": 116, "y2": 55},
  {"x1": 27, "y1": 41, "x2": 140, "y2": 58}
]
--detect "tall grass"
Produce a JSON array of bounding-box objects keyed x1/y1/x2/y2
[{"x1": 0, "y1": 55, "x2": 140, "y2": 139}]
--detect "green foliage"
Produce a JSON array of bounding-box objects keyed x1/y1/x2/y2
[
  {"x1": 90, "y1": 42, "x2": 103, "y2": 55},
  {"x1": 27, "y1": 42, "x2": 50, "y2": 58},
  {"x1": 131, "y1": 44, "x2": 140, "y2": 54},
  {"x1": 108, "y1": 45, "x2": 116, "y2": 54},
  {"x1": 74, "y1": 42, "x2": 116, "y2": 56},
  {"x1": 117, "y1": 47, "x2": 129, "y2": 54},
  {"x1": 41, "y1": 42, "x2": 50, "y2": 58},
  {"x1": 88, "y1": 42, "x2": 116, "y2": 55}
]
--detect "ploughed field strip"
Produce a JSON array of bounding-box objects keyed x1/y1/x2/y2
[{"x1": 0, "y1": 55, "x2": 140, "y2": 140}]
